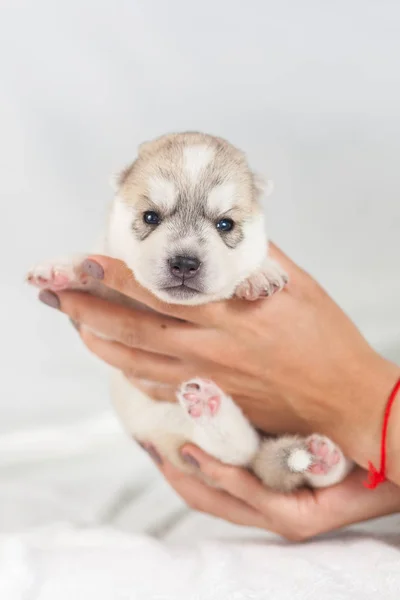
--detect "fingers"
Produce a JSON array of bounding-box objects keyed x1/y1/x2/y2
[
  {"x1": 181, "y1": 446, "x2": 400, "y2": 538},
  {"x1": 81, "y1": 256, "x2": 226, "y2": 327},
  {"x1": 124, "y1": 377, "x2": 177, "y2": 403},
  {"x1": 55, "y1": 290, "x2": 199, "y2": 359},
  {"x1": 79, "y1": 328, "x2": 195, "y2": 385},
  {"x1": 177, "y1": 445, "x2": 320, "y2": 540},
  {"x1": 159, "y1": 460, "x2": 265, "y2": 528},
  {"x1": 150, "y1": 445, "x2": 400, "y2": 541},
  {"x1": 50, "y1": 288, "x2": 245, "y2": 371},
  {"x1": 156, "y1": 451, "x2": 315, "y2": 540},
  {"x1": 80, "y1": 329, "x2": 255, "y2": 395},
  {"x1": 179, "y1": 445, "x2": 282, "y2": 513},
  {"x1": 55, "y1": 291, "x2": 266, "y2": 395}
]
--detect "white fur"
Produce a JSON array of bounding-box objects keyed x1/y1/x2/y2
[
  {"x1": 148, "y1": 177, "x2": 177, "y2": 211},
  {"x1": 177, "y1": 378, "x2": 260, "y2": 465},
  {"x1": 105, "y1": 191, "x2": 352, "y2": 488},
  {"x1": 287, "y1": 449, "x2": 312, "y2": 473},
  {"x1": 107, "y1": 197, "x2": 267, "y2": 307},
  {"x1": 106, "y1": 197, "x2": 137, "y2": 259},
  {"x1": 183, "y1": 145, "x2": 214, "y2": 184},
  {"x1": 207, "y1": 182, "x2": 237, "y2": 213}
]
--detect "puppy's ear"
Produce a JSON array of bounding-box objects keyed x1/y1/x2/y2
[
  {"x1": 138, "y1": 133, "x2": 177, "y2": 158},
  {"x1": 254, "y1": 173, "x2": 274, "y2": 198},
  {"x1": 109, "y1": 165, "x2": 132, "y2": 191},
  {"x1": 138, "y1": 136, "x2": 169, "y2": 158}
]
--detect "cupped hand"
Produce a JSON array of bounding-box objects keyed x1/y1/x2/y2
[
  {"x1": 149, "y1": 444, "x2": 400, "y2": 541},
  {"x1": 40, "y1": 244, "x2": 400, "y2": 480}
]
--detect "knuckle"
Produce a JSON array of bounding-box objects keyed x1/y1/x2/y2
[
  {"x1": 205, "y1": 463, "x2": 239, "y2": 489},
  {"x1": 282, "y1": 523, "x2": 315, "y2": 543},
  {"x1": 119, "y1": 319, "x2": 144, "y2": 348},
  {"x1": 186, "y1": 498, "x2": 204, "y2": 513},
  {"x1": 124, "y1": 363, "x2": 142, "y2": 378},
  {"x1": 121, "y1": 330, "x2": 138, "y2": 348},
  {"x1": 67, "y1": 305, "x2": 82, "y2": 325},
  {"x1": 104, "y1": 261, "x2": 130, "y2": 293},
  {"x1": 220, "y1": 465, "x2": 242, "y2": 489},
  {"x1": 185, "y1": 498, "x2": 197, "y2": 510},
  {"x1": 203, "y1": 465, "x2": 222, "y2": 484},
  {"x1": 79, "y1": 327, "x2": 96, "y2": 348}
]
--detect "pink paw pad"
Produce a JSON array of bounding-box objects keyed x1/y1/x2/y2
[
  {"x1": 307, "y1": 436, "x2": 340, "y2": 475},
  {"x1": 179, "y1": 379, "x2": 222, "y2": 419},
  {"x1": 26, "y1": 266, "x2": 86, "y2": 291}
]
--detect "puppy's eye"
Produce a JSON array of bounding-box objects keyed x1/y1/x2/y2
[
  {"x1": 143, "y1": 211, "x2": 161, "y2": 226},
  {"x1": 216, "y1": 218, "x2": 234, "y2": 232}
]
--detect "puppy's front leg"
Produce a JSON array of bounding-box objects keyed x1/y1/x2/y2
[
  {"x1": 26, "y1": 256, "x2": 139, "y2": 314},
  {"x1": 235, "y1": 259, "x2": 288, "y2": 301},
  {"x1": 26, "y1": 255, "x2": 91, "y2": 292}
]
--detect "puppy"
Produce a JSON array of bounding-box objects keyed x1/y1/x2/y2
[{"x1": 27, "y1": 132, "x2": 353, "y2": 492}]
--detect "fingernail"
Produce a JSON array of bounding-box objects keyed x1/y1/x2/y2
[
  {"x1": 38, "y1": 290, "x2": 60, "y2": 310},
  {"x1": 139, "y1": 442, "x2": 163, "y2": 465},
  {"x1": 181, "y1": 453, "x2": 200, "y2": 468},
  {"x1": 81, "y1": 259, "x2": 104, "y2": 280},
  {"x1": 147, "y1": 446, "x2": 163, "y2": 465},
  {"x1": 69, "y1": 318, "x2": 80, "y2": 331}
]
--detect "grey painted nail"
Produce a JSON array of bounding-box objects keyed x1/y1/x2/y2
[
  {"x1": 181, "y1": 453, "x2": 200, "y2": 468},
  {"x1": 82, "y1": 259, "x2": 104, "y2": 280},
  {"x1": 137, "y1": 441, "x2": 163, "y2": 465},
  {"x1": 146, "y1": 445, "x2": 163, "y2": 465},
  {"x1": 38, "y1": 290, "x2": 60, "y2": 310}
]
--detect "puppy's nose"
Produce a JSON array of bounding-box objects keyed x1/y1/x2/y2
[{"x1": 169, "y1": 255, "x2": 201, "y2": 279}]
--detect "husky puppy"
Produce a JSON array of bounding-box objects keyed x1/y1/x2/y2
[{"x1": 27, "y1": 132, "x2": 352, "y2": 492}]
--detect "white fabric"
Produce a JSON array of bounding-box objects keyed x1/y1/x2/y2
[
  {"x1": 1, "y1": 0, "x2": 400, "y2": 597},
  {"x1": 1, "y1": 523, "x2": 400, "y2": 600},
  {"x1": 1, "y1": 401, "x2": 400, "y2": 599}
]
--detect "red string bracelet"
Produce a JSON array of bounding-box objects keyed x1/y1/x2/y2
[{"x1": 364, "y1": 376, "x2": 400, "y2": 489}]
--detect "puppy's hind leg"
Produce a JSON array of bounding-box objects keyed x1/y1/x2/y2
[
  {"x1": 177, "y1": 378, "x2": 260, "y2": 466},
  {"x1": 252, "y1": 436, "x2": 311, "y2": 492},
  {"x1": 252, "y1": 434, "x2": 353, "y2": 492},
  {"x1": 303, "y1": 434, "x2": 353, "y2": 489}
]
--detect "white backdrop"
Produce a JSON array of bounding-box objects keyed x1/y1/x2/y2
[{"x1": 1, "y1": 0, "x2": 400, "y2": 431}]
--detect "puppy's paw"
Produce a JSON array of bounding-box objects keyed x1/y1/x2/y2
[
  {"x1": 26, "y1": 258, "x2": 87, "y2": 291},
  {"x1": 178, "y1": 377, "x2": 260, "y2": 465},
  {"x1": 304, "y1": 434, "x2": 353, "y2": 488},
  {"x1": 235, "y1": 259, "x2": 288, "y2": 301},
  {"x1": 177, "y1": 378, "x2": 222, "y2": 420}
]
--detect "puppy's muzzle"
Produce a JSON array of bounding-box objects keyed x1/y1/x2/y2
[{"x1": 168, "y1": 255, "x2": 201, "y2": 281}]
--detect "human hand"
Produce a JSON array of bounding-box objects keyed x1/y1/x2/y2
[
  {"x1": 148, "y1": 444, "x2": 400, "y2": 541},
  {"x1": 39, "y1": 244, "x2": 400, "y2": 482}
]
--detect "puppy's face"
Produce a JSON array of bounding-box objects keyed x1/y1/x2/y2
[{"x1": 108, "y1": 132, "x2": 268, "y2": 305}]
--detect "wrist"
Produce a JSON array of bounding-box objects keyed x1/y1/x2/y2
[{"x1": 335, "y1": 354, "x2": 400, "y2": 484}]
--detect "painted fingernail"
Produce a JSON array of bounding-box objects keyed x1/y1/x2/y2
[
  {"x1": 147, "y1": 446, "x2": 163, "y2": 465},
  {"x1": 181, "y1": 453, "x2": 200, "y2": 468},
  {"x1": 138, "y1": 442, "x2": 163, "y2": 465},
  {"x1": 81, "y1": 259, "x2": 104, "y2": 280},
  {"x1": 38, "y1": 290, "x2": 60, "y2": 310},
  {"x1": 69, "y1": 318, "x2": 80, "y2": 331}
]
